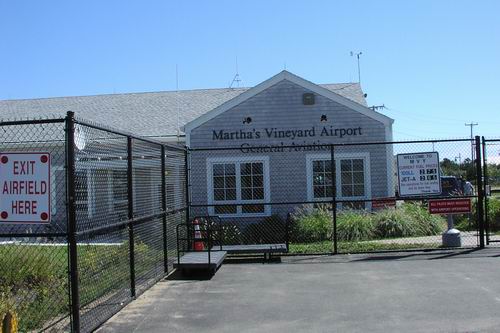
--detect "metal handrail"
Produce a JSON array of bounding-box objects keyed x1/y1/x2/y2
[{"x1": 175, "y1": 220, "x2": 224, "y2": 265}]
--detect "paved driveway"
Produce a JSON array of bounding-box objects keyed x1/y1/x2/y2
[{"x1": 98, "y1": 249, "x2": 500, "y2": 333}]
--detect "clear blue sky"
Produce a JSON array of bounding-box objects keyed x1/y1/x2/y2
[{"x1": 1, "y1": 0, "x2": 499, "y2": 140}]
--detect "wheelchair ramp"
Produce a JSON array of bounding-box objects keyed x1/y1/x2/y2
[{"x1": 173, "y1": 251, "x2": 227, "y2": 271}]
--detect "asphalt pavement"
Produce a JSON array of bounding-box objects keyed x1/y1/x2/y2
[{"x1": 97, "y1": 248, "x2": 500, "y2": 333}]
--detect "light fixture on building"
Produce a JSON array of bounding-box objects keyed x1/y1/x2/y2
[
  {"x1": 303, "y1": 93, "x2": 315, "y2": 105},
  {"x1": 243, "y1": 117, "x2": 252, "y2": 124},
  {"x1": 320, "y1": 115, "x2": 328, "y2": 122}
]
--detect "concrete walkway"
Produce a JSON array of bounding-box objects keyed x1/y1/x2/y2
[
  {"x1": 371, "y1": 231, "x2": 500, "y2": 247},
  {"x1": 98, "y1": 248, "x2": 500, "y2": 333},
  {"x1": 372, "y1": 230, "x2": 479, "y2": 246}
]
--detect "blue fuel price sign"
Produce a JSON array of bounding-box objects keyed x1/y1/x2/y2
[{"x1": 397, "y1": 152, "x2": 441, "y2": 197}]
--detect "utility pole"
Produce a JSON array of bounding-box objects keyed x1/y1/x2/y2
[
  {"x1": 350, "y1": 51, "x2": 363, "y2": 84},
  {"x1": 465, "y1": 122, "x2": 478, "y2": 162}
]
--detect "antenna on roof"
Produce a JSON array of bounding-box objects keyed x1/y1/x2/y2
[
  {"x1": 350, "y1": 51, "x2": 363, "y2": 84},
  {"x1": 176, "y1": 64, "x2": 180, "y2": 142},
  {"x1": 229, "y1": 56, "x2": 242, "y2": 88},
  {"x1": 370, "y1": 104, "x2": 385, "y2": 111}
]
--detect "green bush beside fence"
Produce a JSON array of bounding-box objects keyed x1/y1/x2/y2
[{"x1": 289, "y1": 202, "x2": 447, "y2": 244}]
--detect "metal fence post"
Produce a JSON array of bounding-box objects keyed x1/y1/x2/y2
[
  {"x1": 161, "y1": 145, "x2": 168, "y2": 273},
  {"x1": 66, "y1": 111, "x2": 81, "y2": 332},
  {"x1": 127, "y1": 136, "x2": 136, "y2": 297},
  {"x1": 330, "y1": 145, "x2": 338, "y2": 254},
  {"x1": 475, "y1": 136, "x2": 485, "y2": 248},
  {"x1": 481, "y1": 136, "x2": 490, "y2": 245}
]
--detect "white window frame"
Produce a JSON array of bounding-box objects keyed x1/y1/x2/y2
[
  {"x1": 207, "y1": 156, "x2": 271, "y2": 217},
  {"x1": 306, "y1": 153, "x2": 371, "y2": 208}
]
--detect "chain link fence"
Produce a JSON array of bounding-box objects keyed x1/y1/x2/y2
[
  {"x1": 0, "y1": 113, "x2": 187, "y2": 332},
  {"x1": 0, "y1": 111, "x2": 493, "y2": 332},
  {"x1": 188, "y1": 138, "x2": 483, "y2": 255},
  {"x1": 0, "y1": 118, "x2": 70, "y2": 332},
  {"x1": 482, "y1": 137, "x2": 500, "y2": 246}
]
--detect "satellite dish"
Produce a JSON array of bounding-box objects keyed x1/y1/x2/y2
[{"x1": 74, "y1": 124, "x2": 86, "y2": 150}]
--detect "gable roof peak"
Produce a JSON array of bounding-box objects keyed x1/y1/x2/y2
[{"x1": 183, "y1": 70, "x2": 393, "y2": 138}]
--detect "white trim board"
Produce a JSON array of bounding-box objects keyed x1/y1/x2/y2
[{"x1": 183, "y1": 70, "x2": 394, "y2": 147}]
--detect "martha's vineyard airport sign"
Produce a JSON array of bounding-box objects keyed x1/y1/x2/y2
[{"x1": 212, "y1": 126, "x2": 364, "y2": 152}]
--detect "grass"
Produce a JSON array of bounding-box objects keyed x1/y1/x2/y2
[
  {"x1": 0, "y1": 241, "x2": 169, "y2": 332},
  {"x1": 289, "y1": 241, "x2": 441, "y2": 254},
  {"x1": 0, "y1": 245, "x2": 68, "y2": 332}
]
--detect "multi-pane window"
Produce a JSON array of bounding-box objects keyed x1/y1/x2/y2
[
  {"x1": 340, "y1": 159, "x2": 365, "y2": 197},
  {"x1": 241, "y1": 162, "x2": 265, "y2": 213},
  {"x1": 209, "y1": 159, "x2": 269, "y2": 216},
  {"x1": 312, "y1": 160, "x2": 333, "y2": 199},
  {"x1": 308, "y1": 154, "x2": 369, "y2": 209},
  {"x1": 213, "y1": 163, "x2": 237, "y2": 215}
]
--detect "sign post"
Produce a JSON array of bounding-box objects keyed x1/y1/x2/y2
[
  {"x1": 0, "y1": 152, "x2": 51, "y2": 224},
  {"x1": 429, "y1": 198, "x2": 471, "y2": 247}
]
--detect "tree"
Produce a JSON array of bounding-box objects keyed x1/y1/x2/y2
[{"x1": 439, "y1": 158, "x2": 475, "y2": 182}]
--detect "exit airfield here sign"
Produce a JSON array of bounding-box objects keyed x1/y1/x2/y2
[{"x1": 0, "y1": 152, "x2": 51, "y2": 224}]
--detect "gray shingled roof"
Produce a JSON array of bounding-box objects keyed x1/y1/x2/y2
[{"x1": 0, "y1": 82, "x2": 366, "y2": 139}]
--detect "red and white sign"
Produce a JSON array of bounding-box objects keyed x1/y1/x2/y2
[
  {"x1": 0, "y1": 152, "x2": 51, "y2": 224},
  {"x1": 428, "y1": 198, "x2": 471, "y2": 215},
  {"x1": 372, "y1": 198, "x2": 397, "y2": 209}
]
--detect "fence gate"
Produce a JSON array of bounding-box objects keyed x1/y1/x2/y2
[{"x1": 482, "y1": 137, "x2": 500, "y2": 246}]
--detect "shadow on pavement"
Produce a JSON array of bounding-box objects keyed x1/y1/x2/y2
[
  {"x1": 165, "y1": 268, "x2": 215, "y2": 281},
  {"x1": 223, "y1": 256, "x2": 282, "y2": 265},
  {"x1": 282, "y1": 248, "x2": 500, "y2": 265}
]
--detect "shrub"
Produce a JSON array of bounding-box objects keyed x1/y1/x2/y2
[
  {"x1": 373, "y1": 208, "x2": 420, "y2": 238},
  {"x1": 457, "y1": 198, "x2": 500, "y2": 232},
  {"x1": 401, "y1": 202, "x2": 446, "y2": 235},
  {"x1": 373, "y1": 203, "x2": 446, "y2": 238},
  {"x1": 484, "y1": 197, "x2": 500, "y2": 231},
  {"x1": 289, "y1": 202, "x2": 446, "y2": 244},
  {"x1": 199, "y1": 218, "x2": 242, "y2": 245},
  {"x1": 220, "y1": 223, "x2": 243, "y2": 245},
  {"x1": 455, "y1": 198, "x2": 500, "y2": 232},
  {"x1": 290, "y1": 204, "x2": 332, "y2": 243},
  {"x1": 336, "y1": 210, "x2": 375, "y2": 241},
  {"x1": 243, "y1": 215, "x2": 286, "y2": 244}
]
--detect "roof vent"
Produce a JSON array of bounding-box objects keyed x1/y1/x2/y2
[{"x1": 302, "y1": 93, "x2": 315, "y2": 105}]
